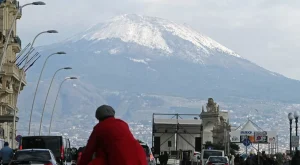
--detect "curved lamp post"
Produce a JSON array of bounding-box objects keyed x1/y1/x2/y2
[
  {"x1": 48, "y1": 77, "x2": 77, "y2": 135},
  {"x1": 15, "y1": 32, "x2": 59, "y2": 138},
  {"x1": 22, "y1": 30, "x2": 58, "y2": 69},
  {"x1": 0, "y1": 1, "x2": 46, "y2": 71},
  {"x1": 28, "y1": 51, "x2": 66, "y2": 135},
  {"x1": 288, "y1": 112, "x2": 294, "y2": 154},
  {"x1": 38, "y1": 67, "x2": 72, "y2": 135}
]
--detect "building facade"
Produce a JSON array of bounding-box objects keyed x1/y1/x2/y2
[
  {"x1": 152, "y1": 98, "x2": 231, "y2": 156},
  {"x1": 0, "y1": 0, "x2": 25, "y2": 148}
]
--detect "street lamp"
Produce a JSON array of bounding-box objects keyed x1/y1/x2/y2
[
  {"x1": 48, "y1": 77, "x2": 77, "y2": 135},
  {"x1": 21, "y1": 30, "x2": 58, "y2": 69},
  {"x1": 38, "y1": 67, "x2": 72, "y2": 135},
  {"x1": 12, "y1": 30, "x2": 56, "y2": 149},
  {"x1": 288, "y1": 112, "x2": 294, "y2": 153},
  {"x1": 295, "y1": 111, "x2": 299, "y2": 151},
  {"x1": 0, "y1": 1, "x2": 46, "y2": 71},
  {"x1": 28, "y1": 51, "x2": 66, "y2": 135},
  {"x1": 32, "y1": 1, "x2": 46, "y2": 5}
]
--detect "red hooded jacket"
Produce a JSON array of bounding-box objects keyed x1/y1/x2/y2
[
  {"x1": 77, "y1": 152, "x2": 82, "y2": 164},
  {"x1": 77, "y1": 117, "x2": 147, "y2": 165}
]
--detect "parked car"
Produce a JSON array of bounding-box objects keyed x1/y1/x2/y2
[
  {"x1": 19, "y1": 136, "x2": 71, "y2": 165},
  {"x1": 205, "y1": 156, "x2": 229, "y2": 165},
  {"x1": 10, "y1": 149, "x2": 58, "y2": 165},
  {"x1": 139, "y1": 142, "x2": 156, "y2": 165}
]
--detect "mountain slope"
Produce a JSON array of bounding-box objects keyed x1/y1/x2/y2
[{"x1": 29, "y1": 14, "x2": 299, "y2": 103}]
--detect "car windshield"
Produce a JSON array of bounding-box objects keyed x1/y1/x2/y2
[
  {"x1": 13, "y1": 150, "x2": 51, "y2": 161},
  {"x1": 203, "y1": 151, "x2": 223, "y2": 159},
  {"x1": 209, "y1": 157, "x2": 227, "y2": 163}
]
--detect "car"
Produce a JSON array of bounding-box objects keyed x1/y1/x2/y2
[
  {"x1": 205, "y1": 156, "x2": 229, "y2": 165},
  {"x1": 201, "y1": 149, "x2": 224, "y2": 165},
  {"x1": 10, "y1": 149, "x2": 58, "y2": 165},
  {"x1": 139, "y1": 142, "x2": 156, "y2": 165},
  {"x1": 19, "y1": 136, "x2": 71, "y2": 165}
]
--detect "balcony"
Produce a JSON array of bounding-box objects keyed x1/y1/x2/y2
[
  {"x1": 0, "y1": 115, "x2": 18, "y2": 123},
  {"x1": 3, "y1": 63, "x2": 25, "y2": 81},
  {"x1": 1, "y1": 105, "x2": 20, "y2": 123},
  {"x1": 11, "y1": 36, "x2": 21, "y2": 53}
]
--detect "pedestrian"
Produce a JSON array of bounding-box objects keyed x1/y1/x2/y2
[
  {"x1": 0, "y1": 142, "x2": 14, "y2": 165},
  {"x1": 77, "y1": 146, "x2": 85, "y2": 164},
  {"x1": 77, "y1": 105, "x2": 147, "y2": 165},
  {"x1": 231, "y1": 154, "x2": 235, "y2": 165}
]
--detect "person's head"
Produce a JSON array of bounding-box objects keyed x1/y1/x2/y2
[
  {"x1": 95, "y1": 105, "x2": 115, "y2": 121},
  {"x1": 4, "y1": 142, "x2": 8, "y2": 147}
]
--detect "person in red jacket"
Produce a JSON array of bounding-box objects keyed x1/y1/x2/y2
[{"x1": 77, "y1": 105, "x2": 147, "y2": 165}]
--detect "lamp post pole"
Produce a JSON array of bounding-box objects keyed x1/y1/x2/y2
[
  {"x1": 15, "y1": 30, "x2": 58, "y2": 139},
  {"x1": 0, "y1": 1, "x2": 46, "y2": 71},
  {"x1": 288, "y1": 113, "x2": 294, "y2": 155},
  {"x1": 48, "y1": 77, "x2": 77, "y2": 135},
  {"x1": 28, "y1": 51, "x2": 64, "y2": 135},
  {"x1": 295, "y1": 112, "x2": 299, "y2": 151},
  {"x1": 38, "y1": 67, "x2": 72, "y2": 135}
]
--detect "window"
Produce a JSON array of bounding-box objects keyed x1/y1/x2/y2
[
  {"x1": 14, "y1": 150, "x2": 51, "y2": 161},
  {"x1": 22, "y1": 137, "x2": 61, "y2": 157},
  {"x1": 203, "y1": 151, "x2": 223, "y2": 159},
  {"x1": 208, "y1": 157, "x2": 227, "y2": 163}
]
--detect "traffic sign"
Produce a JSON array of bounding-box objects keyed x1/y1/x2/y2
[
  {"x1": 243, "y1": 138, "x2": 251, "y2": 146},
  {"x1": 15, "y1": 135, "x2": 22, "y2": 142},
  {"x1": 292, "y1": 136, "x2": 299, "y2": 147}
]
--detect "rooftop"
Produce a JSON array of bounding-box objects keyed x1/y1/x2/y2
[{"x1": 154, "y1": 118, "x2": 201, "y2": 125}]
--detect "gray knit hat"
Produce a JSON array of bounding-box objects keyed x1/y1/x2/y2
[{"x1": 95, "y1": 105, "x2": 115, "y2": 121}]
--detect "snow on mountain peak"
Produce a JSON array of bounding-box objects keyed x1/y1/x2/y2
[{"x1": 69, "y1": 14, "x2": 240, "y2": 58}]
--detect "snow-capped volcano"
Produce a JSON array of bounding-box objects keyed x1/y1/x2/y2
[
  {"x1": 31, "y1": 14, "x2": 300, "y2": 104},
  {"x1": 67, "y1": 14, "x2": 240, "y2": 63}
]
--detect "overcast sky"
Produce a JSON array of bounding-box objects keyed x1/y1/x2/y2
[{"x1": 18, "y1": 0, "x2": 300, "y2": 80}]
